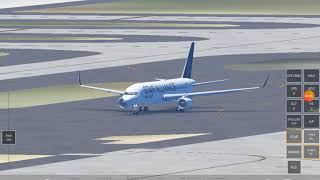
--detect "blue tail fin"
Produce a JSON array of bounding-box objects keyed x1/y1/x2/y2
[{"x1": 181, "y1": 42, "x2": 194, "y2": 79}]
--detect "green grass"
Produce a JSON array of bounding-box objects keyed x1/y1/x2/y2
[
  {"x1": 21, "y1": 0, "x2": 320, "y2": 15},
  {"x1": 0, "y1": 52, "x2": 10, "y2": 57},
  {"x1": 0, "y1": 21, "x2": 238, "y2": 28},
  {"x1": 0, "y1": 82, "x2": 134, "y2": 109}
]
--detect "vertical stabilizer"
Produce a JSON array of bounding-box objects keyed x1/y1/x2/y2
[{"x1": 181, "y1": 42, "x2": 194, "y2": 79}]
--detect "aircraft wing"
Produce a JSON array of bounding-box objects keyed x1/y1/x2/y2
[
  {"x1": 163, "y1": 86, "x2": 259, "y2": 99},
  {"x1": 78, "y1": 72, "x2": 124, "y2": 95},
  {"x1": 193, "y1": 79, "x2": 229, "y2": 86},
  {"x1": 163, "y1": 74, "x2": 270, "y2": 100},
  {"x1": 80, "y1": 84, "x2": 124, "y2": 95}
]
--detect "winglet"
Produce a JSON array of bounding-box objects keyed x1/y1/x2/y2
[
  {"x1": 78, "y1": 72, "x2": 82, "y2": 85},
  {"x1": 262, "y1": 73, "x2": 270, "y2": 88}
]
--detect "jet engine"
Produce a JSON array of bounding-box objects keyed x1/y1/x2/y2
[
  {"x1": 118, "y1": 97, "x2": 126, "y2": 108},
  {"x1": 176, "y1": 97, "x2": 192, "y2": 110}
]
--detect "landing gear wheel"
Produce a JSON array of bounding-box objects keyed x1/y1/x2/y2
[
  {"x1": 133, "y1": 111, "x2": 139, "y2": 115},
  {"x1": 143, "y1": 106, "x2": 149, "y2": 112},
  {"x1": 139, "y1": 106, "x2": 144, "y2": 112},
  {"x1": 176, "y1": 107, "x2": 184, "y2": 112},
  {"x1": 133, "y1": 104, "x2": 139, "y2": 115}
]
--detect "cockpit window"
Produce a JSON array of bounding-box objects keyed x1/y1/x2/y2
[{"x1": 124, "y1": 92, "x2": 138, "y2": 95}]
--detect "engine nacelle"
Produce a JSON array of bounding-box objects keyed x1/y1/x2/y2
[
  {"x1": 118, "y1": 97, "x2": 127, "y2": 108},
  {"x1": 176, "y1": 97, "x2": 192, "y2": 109}
]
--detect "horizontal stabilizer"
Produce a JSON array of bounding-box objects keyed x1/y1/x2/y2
[{"x1": 155, "y1": 78, "x2": 166, "y2": 81}]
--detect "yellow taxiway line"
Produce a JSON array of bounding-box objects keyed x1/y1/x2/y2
[
  {"x1": 95, "y1": 133, "x2": 211, "y2": 144},
  {"x1": 0, "y1": 154, "x2": 51, "y2": 164}
]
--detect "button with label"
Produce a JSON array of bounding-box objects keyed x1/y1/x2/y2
[
  {"x1": 287, "y1": 115, "x2": 302, "y2": 128},
  {"x1": 287, "y1": 85, "x2": 302, "y2": 98},
  {"x1": 287, "y1": 69, "x2": 302, "y2": 82},
  {"x1": 304, "y1": 130, "x2": 319, "y2": 143},
  {"x1": 287, "y1": 100, "x2": 302, "y2": 112},
  {"x1": 304, "y1": 85, "x2": 319, "y2": 97},
  {"x1": 304, "y1": 115, "x2": 319, "y2": 128},
  {"x1": 287, "y1": 146, "x2": 302, "y2": 158},
  {"x1": 288, "y1": 161, "x2": 301, "y2": 174},
  {"x1": 304, "y1": 100, "x2": 319, "y2": 113},
  {"x1": 304, "y1": 145, "x2": 319, "y2": 159},
  {"x1": 1, "y1": 130, "x2": 16, "y2": 145},
  {"x1": 287, "y1": 129, "x2": 302, "y2": 143},
  {"x1": 304, "y1": 69, "x2": 319, "y2": 82}
]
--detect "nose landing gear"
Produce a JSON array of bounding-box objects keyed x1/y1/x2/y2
[
  {"x1": 176, "y1": 107, "x2": 185, "y2": 112},
  {"x1": 143, "y1": 106, "x2": 149, "y2": 112},
  {"x1": 132, "y1": 105, "x2": 149, "y2": 115}
]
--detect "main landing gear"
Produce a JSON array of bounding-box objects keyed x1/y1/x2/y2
[
  {"x1": 132, "y1": 105, "x2": 149, "y2": 115},
  {"x1": 176, "y1": 107, "x2": 185, "y2": 112}
]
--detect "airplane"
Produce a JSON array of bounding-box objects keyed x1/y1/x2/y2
[{"x1": 78, "y1": 42, "x2": 269, "y2": 115}]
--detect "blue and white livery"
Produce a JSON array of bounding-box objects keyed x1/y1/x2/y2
[{"x1": 79, "y1": 42, "x2": 269, "y2": 114}]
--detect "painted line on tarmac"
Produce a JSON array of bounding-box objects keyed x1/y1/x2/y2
[{"x1": 1, "y1": 34, "x2": 320, "y2": 78}]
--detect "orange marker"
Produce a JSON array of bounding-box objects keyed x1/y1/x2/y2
[{"x1": 304, "y1": 90, "x2": 315, "y2": 102}]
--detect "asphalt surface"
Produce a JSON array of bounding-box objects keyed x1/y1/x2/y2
[
  {"x1": 0, "y1": 52, "x2": 301, "y2": 170},
  {"x1": 0, "y1": 52, "x2": 318, "y2": 90},
  {"x1": 0, "y1": 49, "x2": 99, "y2": 66},
  {"x1": 0, "y1": 19, "x2": 318, "y2": 29},
  {"x1": 0, "y1": 33, "x2": 207, "y2": 43}
]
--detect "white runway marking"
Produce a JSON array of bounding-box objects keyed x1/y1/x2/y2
[
  {"x1": 0, "y1": 0, "x2": 86, "y2": 10},
  {"x1": 0, "y1": 15, "x2": 135, "y2": 20}
]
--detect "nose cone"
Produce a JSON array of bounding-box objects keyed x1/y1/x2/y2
[
  {"x1": 118, "y1": 97, "x2": 127, "y2": 108},
  {"x1": 118, "y1": 95, "x2": 138, "y2": 108}
]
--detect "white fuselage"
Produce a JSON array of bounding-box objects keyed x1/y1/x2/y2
[{"x1": 118, "y1": 78, "x2": 195, "y2": 108}]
